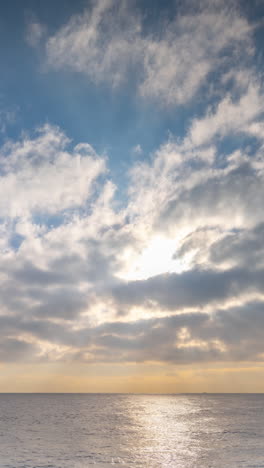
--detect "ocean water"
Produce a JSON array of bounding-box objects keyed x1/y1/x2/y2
[{"x1": 0, "y1": 394, "x2": 264, "y2": 467}]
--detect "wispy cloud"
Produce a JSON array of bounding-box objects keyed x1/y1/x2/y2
[
  {"x1": 25, "y1": 16, "x2": 46, "y2": 47},
  {"x1": 45, "y1": 0, "x2": 254, "y2": 105}
]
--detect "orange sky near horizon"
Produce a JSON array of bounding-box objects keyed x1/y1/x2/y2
[{"x1": 1, "y1": 362, "x2": 264, "y2": 393}]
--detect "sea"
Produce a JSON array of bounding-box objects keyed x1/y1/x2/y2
[{"x1": 0, "y1": 393, "x2": 264, "y2": 467}]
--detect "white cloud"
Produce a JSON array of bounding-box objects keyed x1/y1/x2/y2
[
  {"x1": 187, "y1": 83, "x2": 264, "y2": 147},
  {"x1": 46, "y1": 0, "x2": 142, "y2": 87},
  {"x1": 0, "y1": 124, "x2": 106, "y2": 218},
  {"x1": 139, "y1": 6, "x2": 253, "y2": 105},
  {"x1": 45, "y1": 0, "x2": 253, "y2": 105},
  {"x1": 123, "y1": 74, "x2": 264, "y2": 290}
]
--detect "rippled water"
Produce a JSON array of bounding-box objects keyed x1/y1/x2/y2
[{"x1": 0, "y1": 394, "x2": 264, "y2": 467}]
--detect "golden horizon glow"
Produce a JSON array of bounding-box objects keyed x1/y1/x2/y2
[{"x1": 1, "y1": 362, "x2": 264, "y2": 393}]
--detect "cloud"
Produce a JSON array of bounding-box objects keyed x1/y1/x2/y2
[
  {"x1": 45, "y1": 0, "x2": 254, "y2": 105},
  {"x1": 26, "y1": 19, "x2": 46, "y2": 47},
  {"x1": 0, "y1": 124, "x2": 105, "y2": 218},
  {"x1": 112, "y1": 267, "x2": 264, "y2": 312},
  {"x1": 138, "y1": 2, "x2": 253, "y2": 105},
  {"x1": 0, "y1": 338, "x2": 40, "y2": 362},
  {"x1": 46, "y1": 0, "x2": 142, "y2": 88},
  {"x1": 0, "y1": 108, "x2": 17, "y2": 134},
  {"x1": 126, "y1": 73, "x2": 264, "y2": 246},
  {"x1": 187, "y1": 83, "x2": 264, "y2": 147},
  {"x1": 131, "y1": 144, "x2": 143, "y2": 156},
  {"x1": 1, "y1": 89, "x2": 264, "y2": 365},
  {"x1": 209, "y1": 223, "x2": 264, "y2": 269},
  {"x1": 2, "y1": 298, "x2": 264, "y2": 365},
  {"x1": 1, "y1": 1, "x2": 264, "y2": 372}
]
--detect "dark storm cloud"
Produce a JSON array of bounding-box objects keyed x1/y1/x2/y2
[
  {"x1": 210, "y1": 223, "x2": 264, "y2": 268},
  {"x1": 75, "y1": 302, "x2": 264, "y2": 364},
  {"x1": 0, "y1": 276, "x2": 89, "y2": 321},
  {"x1": 0, "y1": 242, "x2": 120, "y2": 321},
  {"x1": 1, "y1": 297, "x2": 264, "y2": 365},
  {"x1": 31, "y1": 288, "x2": 89, "y2": 320},
  {"x1": 0, "y1": 337, "x2": 40, "y2": 362},
  {"x1": 13, "y1": 262, "x2": 73, "y2": 286},
  {"x1": 111, "y1": 267, "x2": 264, "y2": 311},
  {"x1": 158, "y1": 162, "x2": 264, "y2": 232},
  {"x1": 49, "y1": 242, "x2": 119, "y2": 284},
  {"x1": 91, "y1": 302, "x2": 264, "y2": 364},
  {"x1": 0, "y1": 314, "x2": 91, "y2": 349}
]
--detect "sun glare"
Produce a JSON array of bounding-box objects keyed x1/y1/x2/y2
[{"x1": 120, "y1": 236, "x2": 186, "y2": 281}]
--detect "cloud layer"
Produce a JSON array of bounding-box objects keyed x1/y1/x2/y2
[
  {"x1": 1, "y1": 0, "x2": 264, "y2": 371},
  {"x1": 46, "y1": 0, "x2": 254, "y2": 105}
]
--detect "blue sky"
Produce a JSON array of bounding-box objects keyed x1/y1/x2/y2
[
  {"x1": 0, "y1": 0, "x2": 232, "y2": 173},
  {"x1": 1, "y1": 0, "x2": 262, "y2": 174},
  {"x1": 1, "y1": 0, "x2": 264, "y2": 392}
]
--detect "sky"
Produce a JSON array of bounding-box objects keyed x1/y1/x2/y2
[{"x1": 0, "y1": 0, "x2": 264, "y2": 393}]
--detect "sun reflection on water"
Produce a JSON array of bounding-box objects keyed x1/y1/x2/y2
[{"x1": 124, "y1": 394, "x2": 204, "y2": 467}]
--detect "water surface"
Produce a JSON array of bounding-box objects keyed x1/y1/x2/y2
[{"x1": 0, "y1": 393, "x2": 263, "y2": 467}]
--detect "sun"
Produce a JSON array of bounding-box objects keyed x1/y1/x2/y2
[{"x1": 119, "y1": 235, "x2": 186, "y2": 281}]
